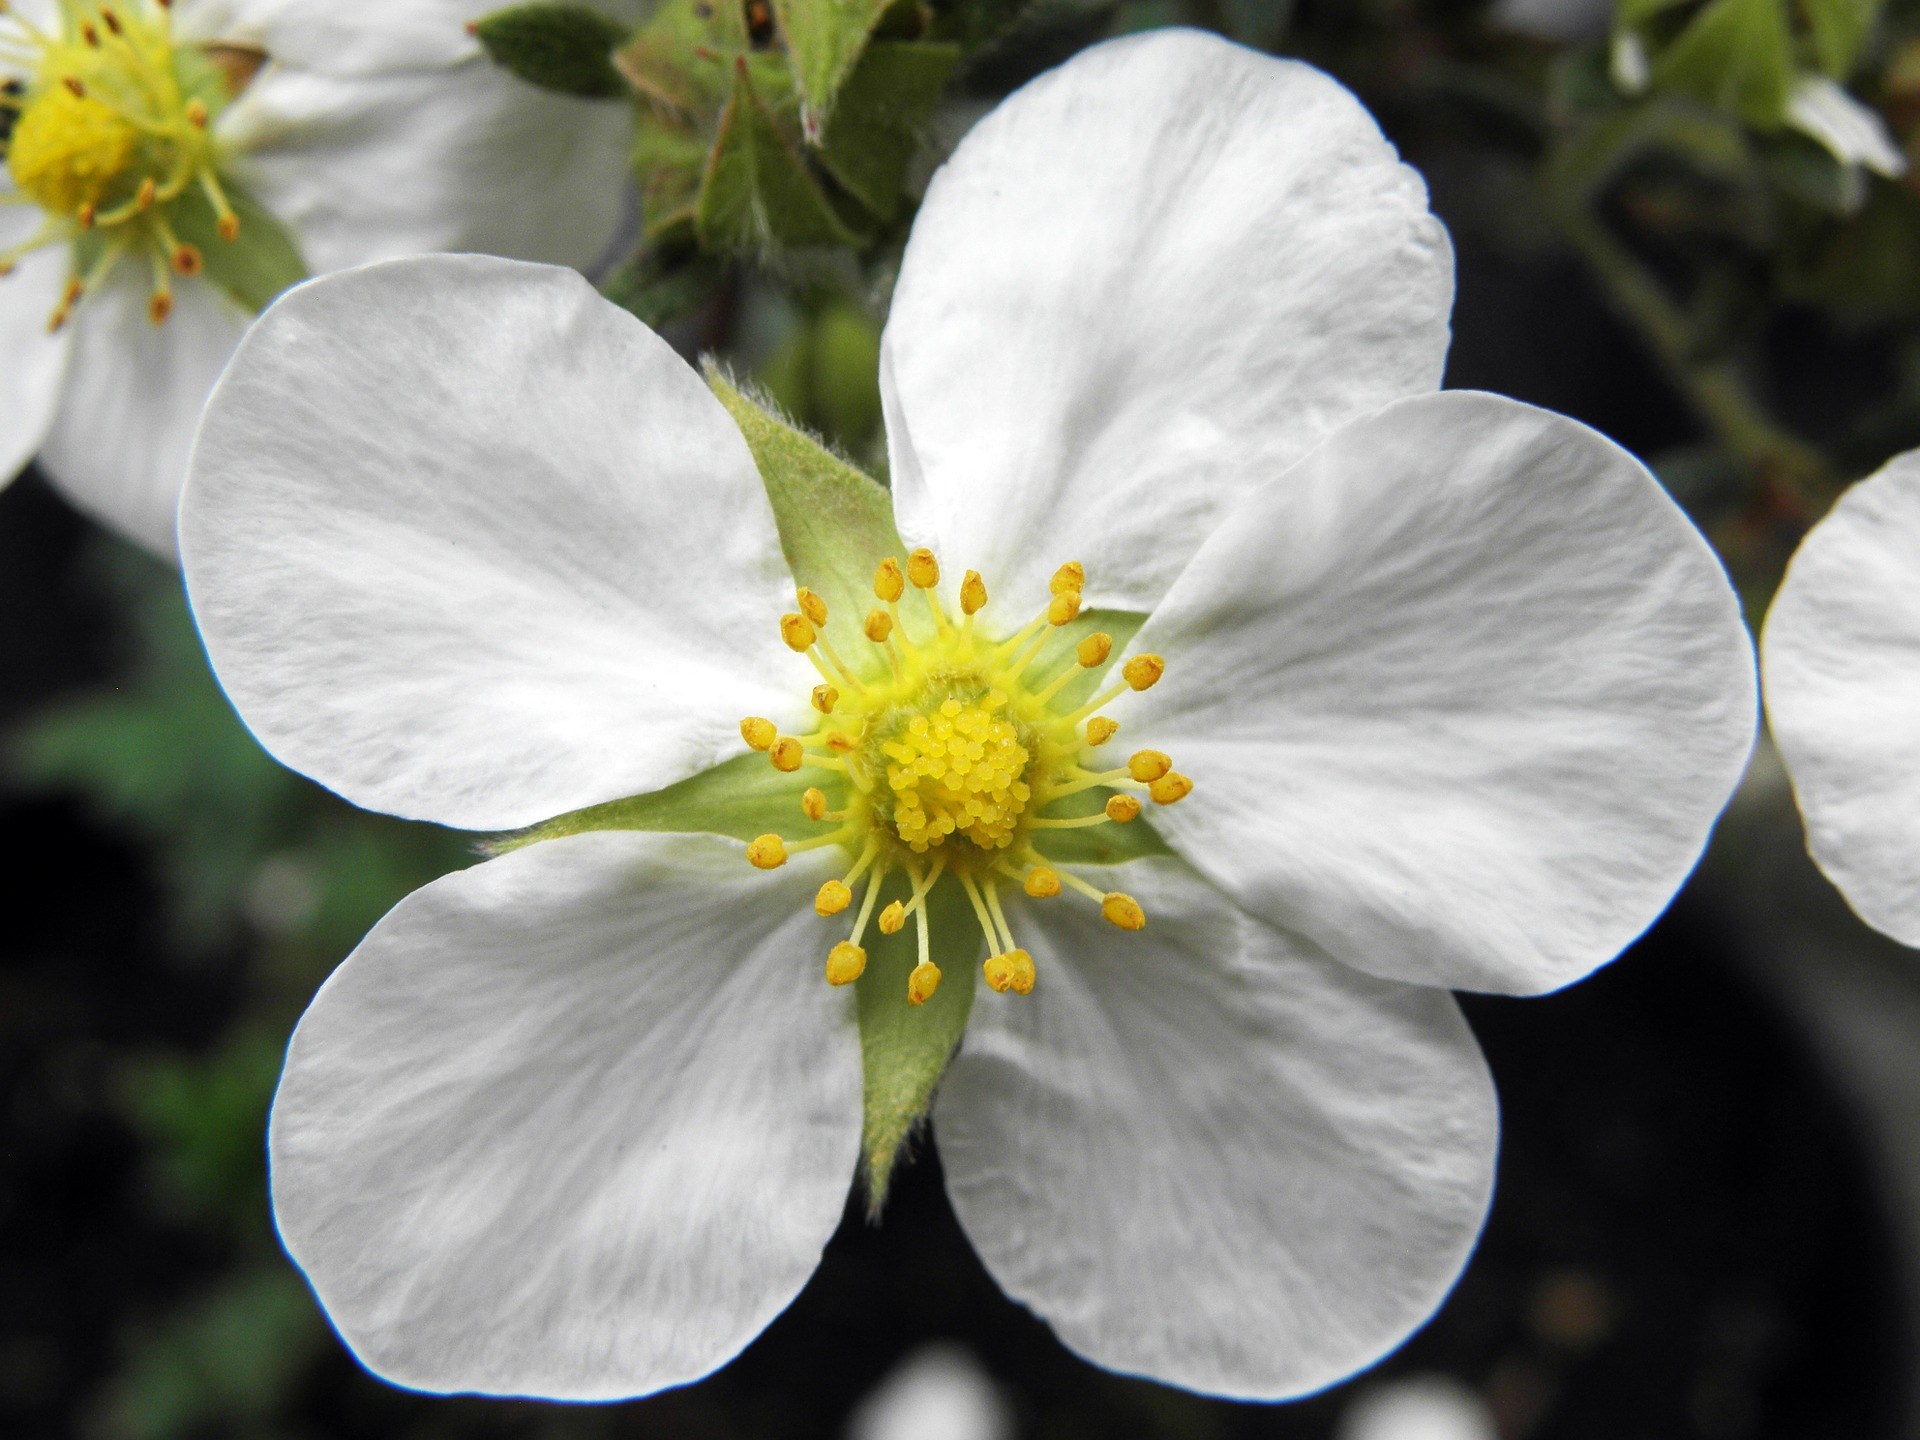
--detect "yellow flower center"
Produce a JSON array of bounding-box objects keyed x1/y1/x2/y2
[
  {"x1": 1, "y1": 1, "x2": 249, "y2": 330},
  {"x1": 740, "y1": 549, "x2": 1193, "y2": 1005}
]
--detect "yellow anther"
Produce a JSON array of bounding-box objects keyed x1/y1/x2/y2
[
  {"x1": 1128, "y1": 750, "x2": 1172, "y2": 783},
  {"x1": 874, "y1": 556, "x2": 905, "y2": 602},
  {"x1": 1077, "y1": 632, "x2": 1113, "y2": 668},
  {"x1": 134, "y1": 175, "x2": 155, "y2": 209},
  {"x1": 185, "y1": 97, "x2": 207, "y2": 127},
  {"x1": 907, "y1": 960, "x2": 942, "y2": 1005},
  {"x1": 906, "y1": 548, "x2": 940, "y2": 589},
  {"x1": 747, "y1": 834, "x2": 787, "y2": 869},
  {"x1": 815, "y1": 880, "x2": 852, "y2": 916},
  {"x1": 1149, "y1": 771, "x2": 1194, "y2": 805},
  {"x1": 1050, "y1": 561, "x2": 1085, "y2": 595},
  {"x1": 171, "y1": 243, "x2": 202, "y2": 277},
  {"x1": 740, "y1": 716, "x2": 777, "y2": 751},
  {"x1": 827, "y1": 731, "x2": 855, "y2": 752},
  {"x1": 780, "y1": 612, "x2": 816, "y2": 651},
  {"x1": 796, "y1": 586, "x2": 828, "y2": 626},
  {"x1": 1101, "y1": 893, "x2": 1146, "y2": 930},
  {"x1": 1024, "y1": 865, "x2": 1061, "y2": 898},
  {"x1": 147, "y1": 290, "x2": 171, "y2": 325},
  {"x1": 826, "y1": 941, "x2": 866, "y2": 986},
  {"x1": 863, "y1": 608, "x2": 894, "y2": 643},
  {"x1": 217, "y1": 211, "x2": 240, "y2": 243},
  {"x1": 1105, "y1": 794, "x2": 1142, "y2": 823},
  {"x1": 811, "y1": 684, "x2": 838, "y2": 714},
  {"x1": 770, "y1": 737, "x2": 804, "y2": 772},
  {"x1": 1047, "y1": 591, "x2": 1082, "y2": 626},
  {"x1": 960, "y1": 570, "x2": 988, "y2": 615},
  {"x1": 1122, "y1": 654, "x2": 1165, "y2": 691},
  {"x1": 983, "y1": 952, "x2": 1016, "y2": 994},
  {"x1": 801, "y1": 787, "x2": 828, "y2": 820},
  {"x1": 878, "y1": 899, "x2": 906, "y2": 935},
  {"x1": 1085, "y1": 716, "x2": 1119, "y2": 747},
  {"x1": 1006, "y1": 948, "x2": 1035, "y2": 995}
]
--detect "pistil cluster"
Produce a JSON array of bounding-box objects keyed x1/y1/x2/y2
[
  {"x1": 0, "y1": 0, "x2": 245, "y2": 329},
  {"x1": 741, "y1": 549, "x2": 1193, "y2": 1005}
]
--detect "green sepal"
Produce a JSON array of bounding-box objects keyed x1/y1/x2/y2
[
  {"x1": 773, "y1": 0, "x2": 894, "y2": 133},
  {"x1": 855, "y1": 877, "x2": 977, "y2": 1210},
  {"x1": 697, "y1": 60, "x2": 865, "y2": 251},
  {"x1": 817, "y1": 40, "x2": 960, "y2": 220},
  {"x1": 172, "y1": 183, "x2": 308, "y2": 315},
  {"x1": 473, "y1": 4, "x2": 632, "y2": 99},
  {"x1": 1803, "y1": 0, "x2": 1883, "y2": 79},
  {"x1": 706, "y1": 363, "x2": 905, "y2": 640},
  {"x1": 599, "y1": 224, "x2": 721, "y2": 329},
  {"x1": 488, "y1": 753, "x2": 805, "y2": 853},
  {"x1": 1651, "y1": 0, "x2": 1794, "y2": 127}
]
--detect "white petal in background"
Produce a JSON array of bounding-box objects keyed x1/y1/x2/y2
[
  {"x1": 1763, "y1": 450, "x2": 1920, "y2": 947},
  {"x1": 935, "y1": 858, "x2": 1497, "y2": 1401},
  {"x1": 36, "y1": 273, "x2": 250, "y2": 559},
  {"x1": 1128, "y1": 392, "x2": 1756, "y2": 996},
  {"x1": 0, "y1": 208, "x2": 73, "y2": 492},
  {"x1": 881, "y1": 27, "x2": 1452, "y2": 620},
  {"x1": 271, "y1": 831, "x2": 862, "y2": 1400},
  {"x1": 182, "y1": 256, "x2": 813, "y2": 833},
  {"x1": 1336, "y1": 1376, "x2": 1500, "y2": 1440},
  {"x1": 844, "y1": 1345, "x2": 1014, "y2": 1440},
  {"x1": 1785, "y1": 75, "x2": 1908, "y2": 181}
]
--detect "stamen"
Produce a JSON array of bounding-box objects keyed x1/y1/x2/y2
[
  {"x1": 1101, "y1": 892, "x2": 1147, "y2": 930},
  {"x1": 863, "y1": 608, "x2": 892, "y2": 642},
  {"x1": 811, "y1": 684, "x2": 838, "y2": 714},
  {"x1": 906, "y1": 547, "x2": 939, "y2": 590},
  {"x1": 1149, "y1": 772, "x2": 1194, "y2": 805},
  {"x1": 1128, "y1": 750, "x2": 1171, "y2": 782},
  {"x1": 1104, "y1": 795, "x2": 1141, "y2": 822},
  {"x1": 878, "y1": 899, "x2": 906, "y2": 934},
  {"x1": 1076, "y1": 632, "x2": 1112, "y2": 668},
  {"x1": 1047, "y1": 590, "x2": 1082, "y2": 626},
  {"x1": 1085, "y1": 717, "x2": 1119, "y2": 747},
  {"x1": 747, "y1": 834, "x2": 787, "y2": 869},
  {"x1": 779, "y1": 612, "x2": 816, "y2": 651},
  {"x1": 959, "y1": 569, "x2": 987, "y2": 616},
  {"x1": 1024, "y1": 864, "x2": 1060, "y2": 898},
  {"x1": 801, "y1": 787, "x2": 829, "y2": 820},
  {"x1": 795, "y1": 586, "x2": 828, "y2": 626},
  {"x1": 815, "y1": 880, "x2": 851, "y2": 916},
  {"x1": 769, "y1": 737, "x2": 803, "y2": 771},
  {"x1": 1050, "y1": 561, "x2": 1085, "y2": 595},
  {"x1": 1122, "y1": 654, "x2": 1165, "y2": 690},
  {"x1": 908, "y1": 959, "x2": 941, "y2": 1005},
  {"x1": 740, "y1": 716, "x2": 777, "y2": 750},
  {"x1": 826, "y1": 940, "x2": 865, "y2": 986},
  {"x1": 874, "y1": 556, "x2": 905, "y2": 603}
]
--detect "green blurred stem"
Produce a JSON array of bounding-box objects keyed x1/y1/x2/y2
[{"x1": 1558, "y1": 204, "x2": 1834, "y2": 502}]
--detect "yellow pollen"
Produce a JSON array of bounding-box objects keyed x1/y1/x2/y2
[
  {"x1": 874, "y1": 556, "x2": 905, "y2": 602},
  {"x1": 1050, "y1": 561, "x2": 1085, "y2": 595},
  {"x1": 1047, "y1": 591, "x2": 1082, "y2": 626},
  {"x1": 879, "y1": 692, "x2": 1031, "y2": 853},
  {"x1": 863, "y1": 608, "x2": 893, "y2": 643},
  {"x1": 1122, "y1": 654, "x2": 1165, "y2": 691},
  {"x1": 1128, "y1": 750, "x2": 1171, "y2": 783},
  {"x1": 826, "y1": 941, "x2": 866, "y2": 986},
  {"x1": 740, "y1": 716, "x2": 777, "y2": 750},
  {"x1": 906, "y1": 548, "x2": 939, "y2": 589},
  {"x1": 983, "y1": 951, "x2": 1016, "y2": 993},
  {"x1": 1105, "y1": 794, "x2": 1141, "y2": 823},
  {"x1": 185, "y1": 96, "x2": 206, "y2": 126},
  {"x1": 796, "y1": 586, "x2": 828, "y2": 626},
  {"x1": 769, "y1": 737, "x2": 804, "y2": 772},
  {"x1": 7, "y1": 86, "x2": 135, "y2": 215},
  {"x1": 146, "y1": 288, "x2": 170, "y2": 324},
  {"x1": 747, "y1": 834, "x2": 787, "y2": 869},
  {"x1": 1085, "y1": 717, "x2": 1119, "y2": 746},
  {"x1": 1149, "y1": 771, "x2": 1194, "y2": 805},
  {"x1": 801, "y1": 786, "x2": 829, "y2": 820},
  {"x1": 960, "y1": 570, "x2": 987, "y2": 615},
  {"x1": 878, "y1": 899, "x2": 906, "y2": 934},
  {"x1": 170, "y1": 242, "x2": 200, "y2": 276},
  {"x1": 779, "y1": 612, "x2": 816, "y2": 651},
  {"x1": 1102, "y1": 893, "x2": 1146, "y2": 930},
  {"x1": 811, "y1": 684, "x2": 838, "y2": 714},
  {"x1": 988, "y1": 948, "x2": 1036, "y2": 995},
  {"x1": 815, "y1": 879, "x2": 852, "y2": 916},
  {"x1": 907, "y1": 960, "x2": 942, "y2": 1005},
  {"x1": 1077, "y1": 632, "x2": 1112, "y2": 668},
  {"x1": 1024, "y1": 865, "x2": 1061, "y2": 898}
]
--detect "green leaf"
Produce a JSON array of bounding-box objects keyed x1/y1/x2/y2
[
  {"x1": 855, "y1": 878, "x2": 977, "y2": 1209},
  {"x1": 1803, "y1": 0, "x2": 1883, "y2": 78},
  {"x1": 697, "y1": 59, "x2": 865, "y2": 250},
  {"x1": 817, "y1": 40, "x2": 959, "y2": 220},
  {"x1": 171, "y1": 182, "x2": 307, "y2": 315},
  {"x1": 1651, "y1": 0, "x2": 1795, "y2": 127},
  {"x1": 490, "y1": 752, "x2": 807, "y2": 851},
  {"x1": 773, "y1": 0, "x2": 895, "y2": 132},
  {"x1": 473, "y1": 3, "x2": 632, "y2": 98},
  {"x1": 706, "y1": 363, "x2": 906, "y2": 640}
]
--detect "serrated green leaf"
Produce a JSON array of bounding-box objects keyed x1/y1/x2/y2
[
  {"x1": 491, "y1": 752, "x2": 807, "y2": 851},
  {"x1": 855, "y1": 878, "x2": 976, "y2": 1209},
  {"x1": 1803, "y1": 0, "x2": 1882, "y2": 78},
  {"x1": 474, "y1": 3, "x2": 632, "y2": 98},
  {"x1": 817, "y1": 40, "x2": 958, "y2": 220},
  {"x1": 774, "y1": 0, "x2": 894, "y2": 131},
  {"x1": 697, "y1": 59, "x2": 864, "y2": 250},
  {"x1": 706, "y1": 364, "x2": 905, "y2": 643},
  {"x1": 1651, "y1": 0, "x2": 1794, "y2": 127}
]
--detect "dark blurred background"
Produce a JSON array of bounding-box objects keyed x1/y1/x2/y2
[{"x1": 12, "y1": 0, "x2": 1920, "y2": 1436}]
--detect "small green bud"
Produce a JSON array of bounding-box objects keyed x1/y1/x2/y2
[{"x1": 472, "y1": 4, "x2": 631, "y2": 99}]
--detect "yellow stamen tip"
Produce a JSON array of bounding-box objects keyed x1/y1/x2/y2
[
  {"x1": 740, "y1": 716, "x2": 777, "y2": 751},
  {"x1": 171, "y1": 243, "x2": 202, "y2": 277},
  {"x1": 826, "y1": 941, "x2": 866, "y2": 986},
  {"x1": 1105, "y1": 794, "x2": 1142, "y2": 823},
  {"x1": 906, "y1": 547, "x2": 940, "y2": 589},
  {"x1": 1007, "y1": 948, "x2": 1035, "y2": 995},
  {"x1": 1050, "y1": 561, "x2": 1085, "y2": 596},
  {"x1": 747, "y1": 834, "x2": 787, "y2": 869},
  {"x1": 983, "y1": 952, "x2": 1015, "y2": 994},
  {"x1": 796, "y1": 586, "x2": 828, "y2": 626},
  {"x1": 827, "y1": 732, "x2": 855, "y2": 752},
  {"x1": 801, "y1": 787, "x2": 828, "y2": 820},
  {"x1": 815, "y1": 879, "x2": 852, "y2": 916},
  {"x1": 779, "y1": 612, "x2": 816, "y2": 652},
  {"x1": 1047, "y1": 591, "x2": 1082, "y2": 626},
  {"x1": 1128, "y1": 749, "x2": 1171, "y2": 783},
  {"x1": 1084, "y1": 716, "x2": 1119, "y2": 747},
  {"x1": 907, "y1": 960, "x2": 942, "y2": 1005},
  {"x1": 960, "y1": 570, "x2": 987, "y2": 615},
  {"x1": 146, "y1": 290, "x2": 171, "y2": 325},
  {"x1": 1077, "y1": 632, "x2": 1112, "y2": 668},
  {"x1": 1101, "y1": 893, "x2": 1146, "y2": 931},
  {"x1": 770, "y1": 737, "x2": 804, "y2": 772},
  {"x1": 863, "y1": 608, "x2": 894, "y2": 643},
  {"x1": 1024, "y1": 865, "x2": 1061, "y2": 898},
  {"x1": 185, "y1": 97, "x2": 207, "y2": 127},
  {"x1": 1149, "y1": 771, "x2": 1194, "y2": 805},
  {"x1": 1122, "y1": 654, "x2": 1165, "y2": 691},
  {"x1": 878, "y1": 899, "x2": 906, "y2": 935},
  {"x1": 811, "y1": 684, "x2": 838, "y2": 714},
  {"x1": 874, "y1": 556, "x2": 905, "y2": 603},
  {"x1": 217, "y1": 213, "x2": 240, "y2": 242}
]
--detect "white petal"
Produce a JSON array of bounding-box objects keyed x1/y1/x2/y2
[
  {"x1": 36, "y1": 274, "x2": 248, "y2": 559},
  {"x1": 1126, "y1": 392, "x2": 1756, "y2": 995},
  {"x1": 935, "y1": 858, "x2": 1497, "y2": 1400},
  {"x1": 271, "y1": 830, "x2": 861, "y2": 1400},
  {"x1": 881, "y1": 28, "x2": 1452, "y2": 617},
  {"x1": 1786, "y1": 75, "x2": 1907, "y2": 180},
  {"x1": 182, "y1": 255, "x2": 812, "y2": 832},
  {"x1": 0, "y1": 214, "x2": 73, "y2": 491},
  {"x1": 1762, "y1": 451, "x2": 1920, "y2": 946},
  {"x1": 226, "y1": 62, "x2": 633, "y2": 276}
]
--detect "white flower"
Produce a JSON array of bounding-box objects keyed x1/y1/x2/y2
[
  {"x1": 179, "y1": 29, "x2": 1756, "y2": 1405},
  {"x1": 1783, "y1": 74, "x2": 1908, "y2": 182},
  {"x1": 1762, "y1": 449, "x2": 1920, "y2": 945},
  {"x1": 0, "y1": 0, "x2": 635, "y2": 558},
  {"x1": 846, "y1": 1345, "x2": 1012, "y2": 1440}
]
